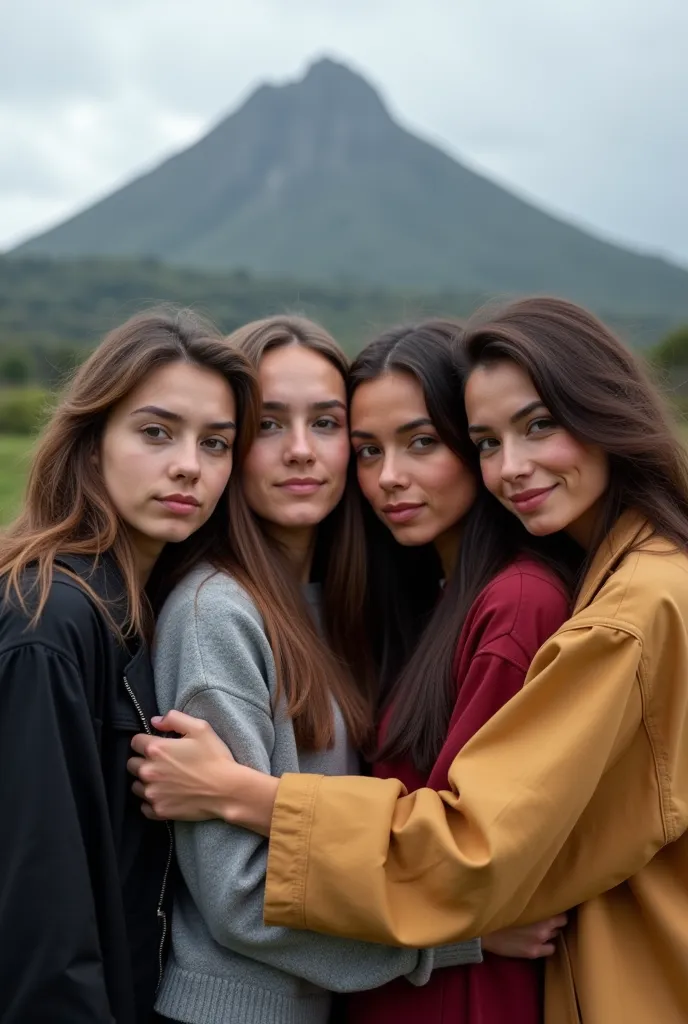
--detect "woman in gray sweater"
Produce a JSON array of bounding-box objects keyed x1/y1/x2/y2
[{"x1": 151, "y1": 316, "x2": 481, "y2": 1024}]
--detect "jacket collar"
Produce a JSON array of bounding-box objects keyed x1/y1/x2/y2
[
  {"x1": 574, "y1": 509, "x2": 653, "y2": 613},
  {"x1": 54, "y1": 552, "x2": 130, "y2": 631}
]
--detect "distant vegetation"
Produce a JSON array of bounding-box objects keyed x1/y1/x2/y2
[{"x1": 0, "y1": 255, "x2": 682, "y2": 393}]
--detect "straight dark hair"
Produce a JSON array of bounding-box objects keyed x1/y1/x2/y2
[
  {"x1": 461, "y1": 296, "x2": 688, "y2": 585},
  {"x1": 352, "y1": 320, "x2": 578, "y2": 774}
]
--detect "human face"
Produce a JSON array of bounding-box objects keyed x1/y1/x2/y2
[
  {"x1": 351, "y1": 371, "x2": 477, "y2": 573},
  {"x1": 465, "y1": 360, "x2": 609, "y2": 548},
  {"x1": 100, "y1": 360, "x2": 237, "y2": 577},
  {"x1": 242, "y1": 345, "x2": 350, "y2": 542}
]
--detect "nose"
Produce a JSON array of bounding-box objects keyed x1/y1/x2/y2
[
  {"x1": 377, "y1": 451, "x2": 409, "y2": 492},
  {"x1": 499, "y1": 436, "x2": 532, "y2": 484},
  {"x1": 284, "y1": 421, "x2": 315, "y2": 465},
  {"x1": 169, "y1": 437, "x2": 201, "y2": 483}
]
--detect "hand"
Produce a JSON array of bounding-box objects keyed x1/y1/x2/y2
[
  {"x1": 127, "y1": 709, "x2": 279, "y2": 835},
  {"x1": 482, "y1": 914, "x2": 568, "y2": 959},
  {"x1": 127, "y1": 710, "x2": 238, "y2": 821}
]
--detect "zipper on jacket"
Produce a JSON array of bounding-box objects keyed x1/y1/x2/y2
[{"x1": 123, "y1": 674, "x2": 174, "y2": 989}]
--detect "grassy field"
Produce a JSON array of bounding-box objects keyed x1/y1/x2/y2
[{"x1": 0, "y1": 435, "x2": 33, "y2": 525}]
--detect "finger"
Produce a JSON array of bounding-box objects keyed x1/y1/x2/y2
[
  {"x1": 141, "y1": 801, "x2": 163, "y2": 820},
  {"x1": 538, "y1": 942, "x2": 556, "y2": 957},
  {"x1": 549, "y1": 914, "x2": 568, "y2": 929},
  {"x1": 152, "y1": 709, "x2": 207, "y2": 736},
  {"x1": 130, "y1": 733, "x2": 159, "y2": 756},
  {"x1": 131, "y1": 780, "x2": 147, "y2": 800},
  {"x1": 127, "y1": 755, "x2": 146, "y2": 778}
]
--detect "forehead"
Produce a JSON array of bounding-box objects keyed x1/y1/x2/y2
[
  {"x1": 258, "y1": 345, "x2": 344, "y2": 402},
  {"x1": 350, "y1": 371, "x2": 428, "y2": 429},
  {"x1": 465, "y1": 361, "x2": 540, "y2": 423},
  {"x1": 117, "y1": 360, "x2": 236, "y2": 418}
]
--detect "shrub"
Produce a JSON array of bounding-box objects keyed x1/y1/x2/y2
[{"x1": 0, "y1": 388, "x2": 53, "y2": 435}]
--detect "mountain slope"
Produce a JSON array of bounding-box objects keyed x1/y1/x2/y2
[{"x1": 13, "y1": 58, "x2": 688, "y2": 317}]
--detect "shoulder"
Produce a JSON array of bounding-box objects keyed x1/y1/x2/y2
[
  {"x1": 158, "y1": 563, "x2": 263, "y2": 629},
  {"x1": 462, "y1": 559, "x2": 571, "y2": 668},
  {"x1": 576, "y1": 540, "x2": 688, "y2": 643},
  {"x1": 0, "y1": 568, "x2": 105, "y2": 659},
  {"x1": 474, "y1": 558, "x2": 570, "y2": 629}
]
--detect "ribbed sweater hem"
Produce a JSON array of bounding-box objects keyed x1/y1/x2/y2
[{"x1": 155, "y1": 965, "x2": 331, "y2": 1024}]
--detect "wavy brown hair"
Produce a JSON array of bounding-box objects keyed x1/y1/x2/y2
[
  {"x1": 0, "y1": 308, "x2": 259, "y2": 638},
  {"x1": 461, "y1": 296, "x2": 688, "y2": 583},
  {"x1": 202, "y1": 315, "x2": 373, "y2": 751}
]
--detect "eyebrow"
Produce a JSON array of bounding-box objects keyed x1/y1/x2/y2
[
  {"x1": 262, "y1": 399, "x2": 346, "y2": 412},
  {"x1": 350, "y1": 417, "x2": 433, "y2": 440},
  {"x1": 468, "y1": 400, "x2": 547, "y2": 435},
  {"x1": 130, "y1": 405, "x2": 236, "y2": 431}
]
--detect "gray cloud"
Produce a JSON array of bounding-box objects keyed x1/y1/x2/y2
[{"x1": 2, "y1": 0, "x2": 686, "y2": 265}]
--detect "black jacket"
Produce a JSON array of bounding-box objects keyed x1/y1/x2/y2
[{"x1": 0, "y1": 555, "x2": 172, "y2": 1023}]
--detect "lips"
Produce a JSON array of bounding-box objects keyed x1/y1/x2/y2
[
  {"x1": 381, "y1": 502, "x2": 425, "y2": 524},
  {"x1": 508, "y1": 485, "x2": 557, "y2": 513},
  {"x1": 157, "y1": 494, "x2": 201, "y2": 515},
  {"x1": 277, "y1": 478, "x2": 324, "y2": 495}
]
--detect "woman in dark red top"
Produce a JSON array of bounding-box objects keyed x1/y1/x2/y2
[{"x1": 346, "y1": 321, "x2": 579, "y2": 1024}]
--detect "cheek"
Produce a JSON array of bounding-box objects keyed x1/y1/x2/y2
[
  {"x1": 322, "y1": 435, "x2": 351, "y2": 491},
  {"x1": 355, "y1": 462, "x2": 379, "y2": 506},
  {"x1": 206, "y1": 454, "x2": 234, "y2": 504},
  {"x1": 426, "y1": 456, "x2": 478, "y2": 516}
]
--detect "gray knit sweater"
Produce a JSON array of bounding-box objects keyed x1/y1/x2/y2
[{"x1": 153, "y1": 564, "x2": 481, "y2": 1024}]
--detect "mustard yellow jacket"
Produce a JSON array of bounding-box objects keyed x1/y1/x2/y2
[{"x1": 264, "y1": 512, "x2": 688, "y2": 1023}]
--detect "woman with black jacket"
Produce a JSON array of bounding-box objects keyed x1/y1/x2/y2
[{"x1": 0, "y1": 309, "x2": 258, "y2": 1023}]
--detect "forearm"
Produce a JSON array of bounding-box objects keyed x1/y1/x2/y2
[{"x1": 216, "y1": 760, "x2": 279, "y2": 837}]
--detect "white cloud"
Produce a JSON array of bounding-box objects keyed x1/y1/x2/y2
[{"x1": 2, "y1": 0, "x2": 687, "y2": 264}]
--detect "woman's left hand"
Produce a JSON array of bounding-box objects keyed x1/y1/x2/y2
[{"x1": 482, "y1": 914, "x2": 568, "y2": 959}]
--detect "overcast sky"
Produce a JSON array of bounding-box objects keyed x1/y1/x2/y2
[{"x1": 2, "y1": 0, "x2": 687, "y2": 265}]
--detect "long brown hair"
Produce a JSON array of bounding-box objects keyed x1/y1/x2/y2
[
  {"x1": 0, "y1": 308, "x2": 259, "y2": 638},
  {"x1": 352, "y1": 320, "x2": 578, "y2": 774},
  {"x1": 461, "y1": 296, "x2": 688, "y2": 582},
  {"x1": 210, "y1": 315, "x2": 372, "y2": 751}
]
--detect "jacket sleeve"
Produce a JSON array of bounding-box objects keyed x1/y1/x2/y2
[
  {"x1": 0, "y1": 644, "x2": 114, "y2": 1023},
  {"x1": 265, "y1": 623, "x2": 654, "y2": 946},
  {"x1": 156, "y1": 585, "x2": 481, "y2": 992}
]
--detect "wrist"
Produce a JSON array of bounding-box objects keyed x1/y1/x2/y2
[{"x1": 219, "y1": 761, "x2": 279, "y2": 836}]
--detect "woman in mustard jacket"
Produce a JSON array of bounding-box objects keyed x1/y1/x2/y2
[{"x1": 131, "y1": 297, "x2": 688, "y2": 1023}]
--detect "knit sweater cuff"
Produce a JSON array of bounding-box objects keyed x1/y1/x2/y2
[{"x1": 433, "y1": 937, "x2": 482, "y2": 970}]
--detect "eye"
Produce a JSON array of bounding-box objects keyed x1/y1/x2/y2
[
  {"x1": 528, "y1": 416, "x2": 557, "y2": 435},
  {"x1": 409, "y1": 435, "x2": 437, "y2": 452},
  {"x1": 141, "y1": 424, "x2": 170, "y2": 442},
  {"x1": 259, "y1": 418, "x2": 280, "y2": 432},
  {"x1": 202, "y1": 437, "x2": 232, "y2": 453},
  {"x1": 313, "y1": 416, "x2": 340, "y2": 430},
  {"x1": 355, "y1": 444, "x2": 381, "y2": 461},
  {"x1": 474, "y1": 436, "x2": 500, "y2": 454}
]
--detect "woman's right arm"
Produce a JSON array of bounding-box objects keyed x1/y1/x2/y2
[
  {"x1": 152, "y1": 579, "x2": 482, "y2": 991},
  {"x1": 0, "y1": 642, "x2": 114, "y2": 1023}
]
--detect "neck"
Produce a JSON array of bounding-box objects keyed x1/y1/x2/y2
[
  {"x1": 265, "y1": 523, "x2": 316, "y2": 583},
  {"x1": 566, "y1": 501, "x2": 604, "y2": 551},
  {"x1": 433, "y1": 522, "x2": 463, "y2": 578},
  {"x1": 128, "y1": 530, "x2": 163, "y2": 587}
]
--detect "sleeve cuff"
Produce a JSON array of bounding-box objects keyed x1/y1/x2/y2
[
  {"x1": 433, "y1": 937, "x2": 482, "y2": 969},
  {"x1": 264, "y1": 772, "x2": 324, "y2": 929}
]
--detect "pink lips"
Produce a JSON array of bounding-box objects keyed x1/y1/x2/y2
[
  {"x1": 278, "y1": 478, "x2": 324, "y2": 495},
  {"x1": 381, "y1": 502, "x2": 425, "y2": 524},
  {"x1": 508, "y1": 486, "x2": 557, "y2": 514},
  {"x1": 158, "y1": 493, "x2": 201, "y2": 515}
]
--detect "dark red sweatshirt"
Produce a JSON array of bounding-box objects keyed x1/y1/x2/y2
[{"x1": 347, "y1": 558, "x2": 570, "y2": 1024}]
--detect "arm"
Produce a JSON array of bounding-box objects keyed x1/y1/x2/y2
[
  {"x1": 264, "y1": 624, "x2": 653, "y2": 945},
  {"x1": 0, "y1": 644, "x2": 114, "y2": 1023},
  {"x1": 154, "y1": 582, "x2": 480, "y2": 991}
]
